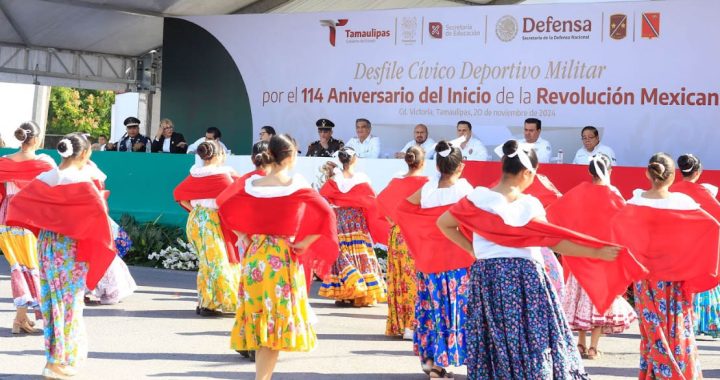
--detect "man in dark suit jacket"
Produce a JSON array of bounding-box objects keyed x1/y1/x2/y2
[{"x1": 151, "y1": 118, "x2": 187, "y2": 153}]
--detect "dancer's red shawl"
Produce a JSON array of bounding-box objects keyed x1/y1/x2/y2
[
  {"x1": 449, "y1": 197, "x2": 647, "y2": 313},
  {"x1": 0, "y1": 157, "x2": 54, "y2": 205},
  {"x1": 320, "y1": 180, "x2": 390, "y2": 245},
  {"x1": 612, "y1": 205, "x2": 720, "y2": 294},
  {"x1": 173, "y1": 172, "x2": 240, "y2": 264},
  {"x1": 377, "y1": 176, "x2": 428, "y2": 223},
  {"x1": 5, "y1": 179, "x2": 115, "y2": 290},
  {"x1": 395, "y1": 200, "x2": 475, "y2": 273},
  {"x1": 670, "y1": 180, "x2": 720, "y2": 221},
  {"x1": 217, "y1": 179, "x2": 339, "y2": 278},
  {"x1": 545, "y1": 182, "x2": 634, "y2": 311}
]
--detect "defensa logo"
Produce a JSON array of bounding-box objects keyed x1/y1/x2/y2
[
  {"x1": 320, "y1": 19, "x2": 349, "y2": 47},
  {"x1": 496, "y1": 15, "x2": 518, "y2": 42},
  {"x1": 523, "y1": 16, "x2": 592, "y2": 33}
]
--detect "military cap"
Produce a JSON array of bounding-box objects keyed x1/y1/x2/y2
[{"x1": 316, "y1": 118, "x2": 335, "y2": 129}]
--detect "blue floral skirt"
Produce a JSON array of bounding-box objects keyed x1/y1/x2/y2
[
  {"x1": 414, "y1": 268, "x2": 469, "y2": 367},
  {"x1": 465, "y1": 258, "x2": 588, "y2": 380},
  {"x1": 694, "y1": 284, "x2": 720, "y2": 338}
]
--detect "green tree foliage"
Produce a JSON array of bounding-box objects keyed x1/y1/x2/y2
[{"x1": 47, "y1": 87, "x2": 115, "y2": 137}]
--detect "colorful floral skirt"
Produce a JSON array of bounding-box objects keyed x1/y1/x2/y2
[
  {"x1": 187, "y1": 207, "x2": 241, "y2": 312},
  {"x1": 385, "y1": 224, "x2": 417, "y2": 336},
  {"x1": 563, "y1": 273, "x2": 637, "y2": 333},
  {"x1": 0, "y1": 225, "x2": 41, "y2": 308},
  {"x1": 634, "y1": 280, "x2": 701, "y2": 379},
  {"x1": 38, "y1": 230, "x2": 89, "y2": 366},
  {"x1": 466, "y1": 258, "x2": 588, "y2": 380},
  {"x1": 694, "y1": 284, "x2": 720, "y2": 338},
  {"x1": 414, "y1": 268, "x2": 469, "y2": 367},
  {"x1": 231, "y1": 234, "x2": 316, "y2": 352},
  {"x1": 319, "y1": 207, "x2": 387, "y2": 306}
]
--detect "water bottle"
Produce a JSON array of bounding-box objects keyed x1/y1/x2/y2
[{"x1": 557, "y1": 149, "x2": 564, "y2": 163}]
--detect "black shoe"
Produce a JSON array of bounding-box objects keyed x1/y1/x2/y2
[
  {"x1": 199, "y1": 307, "x2": 223, "y2": 317},
  {"x1": 236, "y1": 350, "x2": 250, "y2": 358}
]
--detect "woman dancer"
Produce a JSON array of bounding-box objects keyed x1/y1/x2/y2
[
  {"x1": 173, "y1": 140, "x2": 240, "y2": 316},
  {"x1": 0, "y1": 122, "x2": 55, "y2": 334},
  {"x1": 670, "y1": 154, "x2": 720, "y2": 339},
  {"x1": 318, "y1": 147, "x2": 388, "y2": 307},
  {"x1": 612, "y1": 153, "x2": 720, "y2": 379},
  {"x1": 217, "y1": 134, "x2": 339, "y2": 380},
  {"x1": 396, "y1": 141, "x2": 475, "y2": 378},
  {"x1": 7, "y1": 132, "x2": 116, "y2": 379},
  {"x1": 83, "y1": 161, "x2": 137, "y2": 305},
  {"x1": 546, "y1": 154, "x2": 637, "y2": 359},
  {"x1": 438, "y1": 140, "x2": 640, "y2": 379},
  {"x1": 377, "y1": 146, "x2": 428, "y2": 339}
]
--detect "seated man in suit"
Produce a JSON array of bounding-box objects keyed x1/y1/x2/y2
[{"x1": 151, "y1": 118, "x2": 187, "y2": 153}]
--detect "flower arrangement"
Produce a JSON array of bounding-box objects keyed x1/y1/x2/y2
[{"x1": 147, "y1": 238, "x2": 199, "y2": 271}]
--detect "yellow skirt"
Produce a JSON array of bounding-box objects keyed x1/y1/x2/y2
[
  {"x1": 230, "y1": 234, "x2": 316, "y2": 352},
  {"x1": 385, "y1": 224, "x2": 417, "y2": 336},
  {"x1": 0, "y1": 225, "x2": 41, "y2": 307},
  {"x1": 186, "y1": 207, "x2": 240, "y2": 312}
]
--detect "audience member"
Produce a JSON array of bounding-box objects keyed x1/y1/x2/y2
[
  {"x1": 345, "y1": 118, "x2": 380, "y2": 158},
  {"x1": 151, "y1": 118, "x2": 187, "y2": 153},
  {"x1": 187, "y1": 127, "x2": 229, "y2": 154},
  {"x1": 91, "y1": 135, "x2": 108, "y2": 151},
  {"x1": 395, "y1": 124, "x2": 436, "y2": 159},
  {"x1": 573, "y1": 126, "x2": 616, "y2": 164},
  {"x1": 522, "y1": 118, "x2": 552, "y2": 163},
  {"x1": 456, "y1": 120, "x2": 488, "y2": 161},
  {"x1": 106, "y1": 117, "x2": 151, "y2": 152},
  {"x1": 307, "y1": 118, "x2": 344, "y2": 157}
]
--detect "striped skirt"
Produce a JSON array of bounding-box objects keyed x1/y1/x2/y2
[{"x1": 319, "y1": 207, "x2": 386, "y2": 306}]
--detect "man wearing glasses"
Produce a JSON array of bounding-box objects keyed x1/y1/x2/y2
[
  {"x1": 306, "y1": 118, "x2": 344, "y2": 157},
  {"x1": 572, "y1": 125, "x2": 616, "y2": 164}
]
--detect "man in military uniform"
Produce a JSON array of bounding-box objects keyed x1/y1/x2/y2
[{"x1": 306, "y1": 118, "x2": 344, "y2": 157}]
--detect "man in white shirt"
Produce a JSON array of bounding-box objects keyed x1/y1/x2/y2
[
  {"x1": 186, "y1": 127, "x2": 229, "y2": 154},
  {"x1": 456, "y1": 120, "x2": 488, "y2": 161},
  {"x1": 345, "y1": 118, "x2": 381, "y2": 158},
  {"x1": 573, "y1": 126, "x2": 616, "y2": 164},
  {"x1": 395, "y1": 124, "x2": 436, "y2": 159},
  {"x1": 187, "y1": 127, "x2": 230, "y2": 165},
  {"x1": 522, "y1": 118, "x2": 552, "y2": 163}
]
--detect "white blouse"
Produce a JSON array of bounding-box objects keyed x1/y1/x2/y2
[
  {"x1": 244, "y1": 174, "x2": 311, "y2": 198},
  {"x1": 420, "y1": 178, "x2": 473, "y2": 208},
  {"x1": 467, "y1": 187, "x2": 546, "y2": 263},
  {"x1": 331, "y1": 171, "x2": 371, "y2": 193},
  {"x1": 626, "y1": 189, "x2": 699, "y2": 210}
]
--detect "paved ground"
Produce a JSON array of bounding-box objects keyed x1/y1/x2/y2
[{"x1": 1, "y1": 260, "x2": 719, "y2": 379}]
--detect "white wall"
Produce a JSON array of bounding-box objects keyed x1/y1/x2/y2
[{"x1": 0, "y1": 83, "x2": 40, "y2": 148}]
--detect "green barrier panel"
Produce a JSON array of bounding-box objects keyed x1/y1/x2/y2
[{"x1": 1, "y1": 148, "x2": 193, "y2": 227}]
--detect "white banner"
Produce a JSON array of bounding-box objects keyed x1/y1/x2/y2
[{"x1": 185, "y1": 0, "x2": 720, "y2": 168}]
